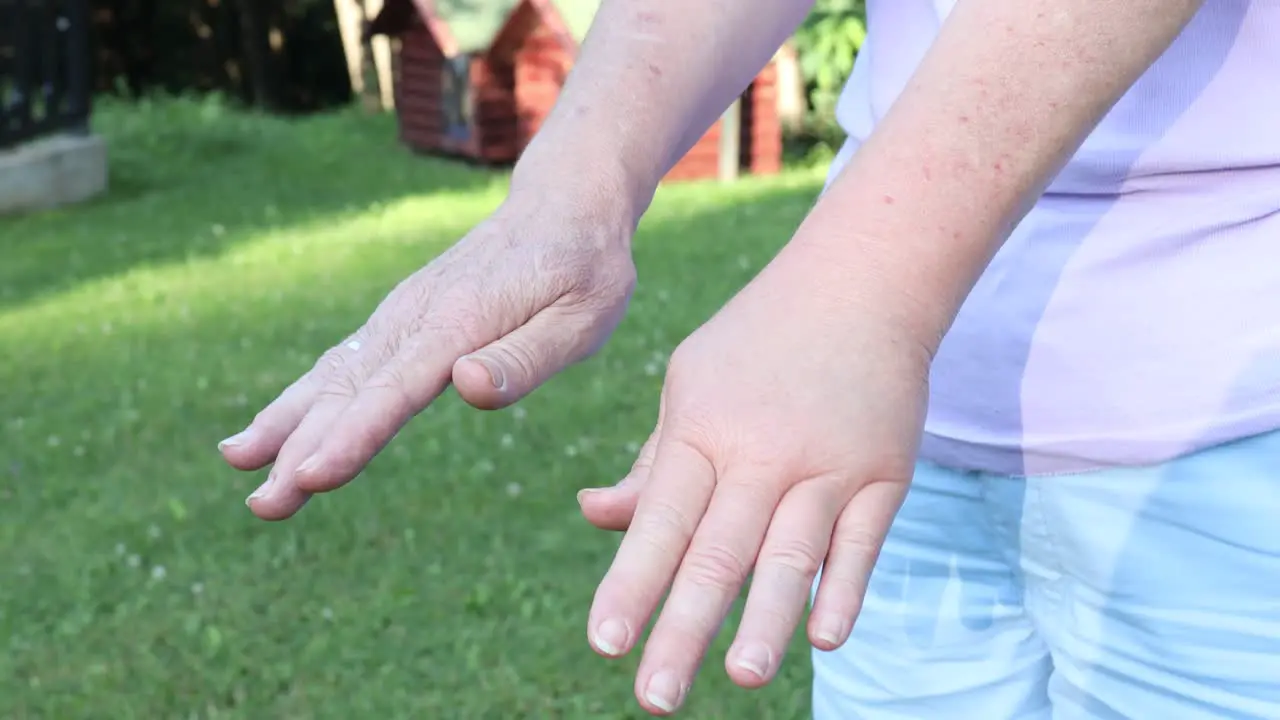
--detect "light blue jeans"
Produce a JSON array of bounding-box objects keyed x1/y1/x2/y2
[{"x1": 812, "y1": 430, "x2": 1280, "y2": 719}]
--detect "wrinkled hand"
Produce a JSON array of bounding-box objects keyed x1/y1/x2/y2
[
  {"x1": 219, "y1": 184, "x2": 638, "y2": 519},
  {"x1": 577, "y1": 240, "x2": 932, "y2": 715}
]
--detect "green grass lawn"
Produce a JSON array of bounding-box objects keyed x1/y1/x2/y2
[{"x1": 0, "y1": 96, "x2": 828, "y2": 719}]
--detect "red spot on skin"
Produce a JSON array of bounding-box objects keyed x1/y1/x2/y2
[
  {"x1": 636, "y1": 11, "x2": 661, "y2": 25},
  {"x1": 958, "y1": 115, "x2": 970, "y2": 124},
  {"x1": 994, "y1": 160, "x2": 1004, "y2": 173},
  {"x1": 952, "y1": 230, "x2": 962, "y2": 240},
  {"x1": 883, "y1": 195, "x2": 896, "y2": 204},
  {"x1": 923, "y1": 165, "x2": 933, "y2": 181}
]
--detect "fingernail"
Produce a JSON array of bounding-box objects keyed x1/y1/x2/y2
[
  {"x1": 576, "y1": 487, "x2": 606, "y2": 505},
  {"x1": 295, "y1": 454, "x2": 322, "y2": 477},
  {"x1": 246, "y1": 475, "x2": 274, "y2": 506},
  {"x1": 732, "y1": 642, "x2": 773, "y2": 680},
  {"x1": 644, "y1": 670, "x2": 685, "y2": 713},
  {"x1": 592, "y1": 618, "x2": 630, "y2": 656},
  {"x1": 815, "y1": 616, "x2": 848, "y2": 647},
  {"x1": 219, "y1": 429, "x2": 251, "y2": 450},
  {"x1": 464, "y1": 355, "x2": 506, "y2": 390}
]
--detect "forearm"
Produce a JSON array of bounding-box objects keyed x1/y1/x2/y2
[
  {"x1": 512, "y1": 0, "x2": 814, "y2": 218},
  {"x1": 792, "y1": 0, "x2": 1203, "y2": 352}
]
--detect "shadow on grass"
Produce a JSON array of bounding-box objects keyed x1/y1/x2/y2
[{"x1": 0, "y1": 96, "x2": 501, "y2": 313}]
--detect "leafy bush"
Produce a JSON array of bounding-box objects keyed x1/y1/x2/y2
[{"x1": 789, "y1": 0, "x2": 867, "y2": 162}]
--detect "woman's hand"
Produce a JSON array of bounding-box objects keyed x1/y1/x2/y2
[
  {"x1": 220, "y1": 178, "x2": 641, "y2": 520},
  {"x1": 578, "y1": 238, "x2": 933, "y2": 715}
]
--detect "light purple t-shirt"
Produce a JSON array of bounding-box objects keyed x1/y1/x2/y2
[{"x1": 827, "y1": 0, "x2": 1280, "y2": 476}]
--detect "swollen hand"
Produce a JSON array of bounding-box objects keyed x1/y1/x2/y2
[
  {"x1": 219, "y1": 188, "x2": 637, "y2": 520},
  {"x1": 578, "y1": 241, "x2": 931, "y2": 715}
]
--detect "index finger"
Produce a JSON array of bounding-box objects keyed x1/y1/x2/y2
[
  {"x1": 588, "y1": 433, "x2": 717, "y2": 661},
  {"x1": 633, "y1": 467, "x2": 782, "y2": 713},
  {"x1": 291, "y1": 327, "x2": 472, "y2": 494}
]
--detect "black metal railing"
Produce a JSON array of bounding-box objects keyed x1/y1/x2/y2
[{"x1": 0, "y1": 0, "x2": 92, "y2": 150}]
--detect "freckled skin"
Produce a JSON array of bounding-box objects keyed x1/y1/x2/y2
[
  {"x1": 225, "y1": 0, "x2": 1212, "y2": 717},
  {"x1": 795, "y1": 0, "x2": 1204, "y2": 351},
  {"x1": 550, "y1": 1, "x2": 1205, "y2": 715},
  {"x1": 519, "y1": 0, "x2": 811, "y2": 202}
]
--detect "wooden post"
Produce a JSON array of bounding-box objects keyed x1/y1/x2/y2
[
  {"x1": 718, "y1": 97, "x2": 742, "y2": 183},
  {"x1": 366, "y1": 0, "x2": 396, "y2": 110},
  {"x1": 334, "y1": 0, "x2": 394, "y2": 112},
  {"x1": 773, "y1": 42, "x2": 806, "y2": 133},
  {"x1": 334, "y1": 0, "x2": 368, "y2": 103}
]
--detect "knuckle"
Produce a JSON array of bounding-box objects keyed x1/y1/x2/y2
[
  {"x1": 631, "y1": 498, "x2": 697, "y2": 553},
  {"x1": 818, "y1": 566, "x2": 866, "y2": 601},
  {"x1": 538, "y1": 244, "x2": 591, "y2": 290},
  {"x1": 426, "y1": 301, "x2": 489, "y2": 349},
  {"x1": 488, "y1": 341, "x2": 540, "y2": 382},
  {"x1": 831, "y1": 523, "x2": 883, "y2": 564},
  {"x1": 630, "y1": 436, "x2": 659, "y2": 474},
  {"x1": 663, "y1": 405, "x2": 716, "y2": 446},
  {"x1": 666, "y1": 341, "x2": 697, "y2": 374},
  {"x1": 382, "y1": 267, "x2": 433, "y2": 309},
  {"x1": 315, "y1": 346, "x2": 350, "y2": 376},
  {"x1": 357, "y1": 316, "x2": 395, "y2": 349},
  {"x1": 746, "y1": 593, "x2": 794, "y2": 631},
  {"x1": 316, "y1": 368, "x2": 360, "y2": 402},
  {"x1": 581, "y1": 253, "x2": 636, "y2": 300},
  {"x1": 761, "y1": 537, "x2": 825, "y2": 579},
  {"x1": 556, "y1": 309, "x2": 617, "y2": 363},
  {"x1": 556, "y1": 257, "x2": 634, "y2": 322},
  {"x1": 363, "y1": 366, "x2": 418, "y2": 413},
  {"x1": 681, "y1": 543, "x2": 751, "y2": 589},
  {"x1": 314, "y1": 385, "x2": 357, "y2": 404}
]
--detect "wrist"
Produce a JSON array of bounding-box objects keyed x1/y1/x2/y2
[
  {"x1": 512, "y1": 128, "x2": 660, "y2": 232},
  {"x1": 504, "y1": 146, "x2": 648, "y2": 252},
  {"x1": 777, "y1": 225, "x2": 957, "y2": 363}
]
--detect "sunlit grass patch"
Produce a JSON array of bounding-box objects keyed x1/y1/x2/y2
[{"x1": 0, "y1": 96, "x2": 824, "y2": 719}]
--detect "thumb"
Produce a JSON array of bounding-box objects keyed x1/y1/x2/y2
[
  {"x1": 453, "y1": 303, "x2": 617, "y2": 410},
  {"x1": 577, "y1": 482, "x2": 641, "y2": 532},
  {"x1": 579, "y1": 412, "x2": 663, "y2": 532}
]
